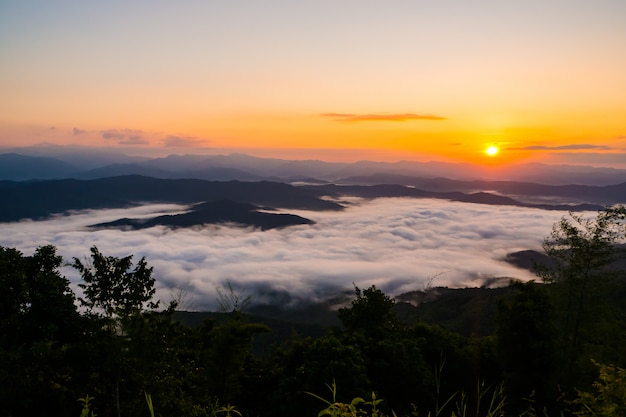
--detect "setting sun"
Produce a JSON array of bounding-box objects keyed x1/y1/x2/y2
[{"x1": 486, "y1": 146, "x2": 499, "y2": 156}]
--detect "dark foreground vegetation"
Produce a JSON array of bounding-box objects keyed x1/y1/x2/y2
[{"x1": 1, "y1": 206, "x2": 625, "y2": 416}]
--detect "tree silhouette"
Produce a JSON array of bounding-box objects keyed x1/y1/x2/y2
[
  {"x1": 538, "y1": 206, "x2": 626, "y2": 376},
  {"x1": 72, "y1": 246, "x2": 158, "y2": 319}
]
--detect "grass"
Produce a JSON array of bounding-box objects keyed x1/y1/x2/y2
[{"x1": 77, "y1": 360, "x2": 625, "y2": 416}]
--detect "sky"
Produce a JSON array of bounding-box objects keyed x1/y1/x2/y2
[
  {"x1": 1, "y1": 1, "x2": 626, "y2": 166},
  {"x1": 0, "y1": 198, "x2": 571, "y2": 310}
]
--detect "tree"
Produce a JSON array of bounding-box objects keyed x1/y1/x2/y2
[
  {"x1": 72, "y1": 246, "x2": 158, "y2": 319},
  {"x1": 496, "y1": 280, "x2": 559, "y2": 413},
  {"x1": 0, "y1": 245, "x2": 82, "y2": 416},
  {"x1": 338, "y1": 285, "x2": 431, "y2": 415},
  {"x1": 338, "y1": 285, "x2": 400, "y2": 339},
  {"x1": 194, "y1": 315, "x2": 270, "y2": 405},
  {"x1": 25, "y1": 245, "x2": 80, "y2": 341},
  {"x1": 538, "y1": 206, "x2": 626, "y2": 381},
  {"x1": 72, "y1": 246, "x2": 160, "y2": 417},
  {"x1": 0, "y1": 246, "x2": 27, "y2": 344}
]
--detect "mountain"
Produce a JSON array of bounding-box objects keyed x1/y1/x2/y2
[
  {"x1": 303, "y1": 184, "x2": 603, "y2": 211},
  {"x1": 77, "y1": 163, "x2": 264, "y2": 181},
  {"x1": 134, "y1": 155, "x2": 626, "y2": 185},
  {"x1": 1, "y1": 145, "x2": 149, "y2": 170},
  {"x1": 0, "y1": 174, "x2": 609, "y2": 224},
  {"x1": 0, "y1": 175, "x2": 343, "y2": 222},
  {"x1": 503, "y1": 250, "x2": 556, "y2": 271},
  {"x1": 90, "y1": 199, "x2": 314, "y2": 230},
  {"x1": 143, "y1": 153, "x2": 287, "y2": 174},
  {"x1": 76, "y1": 163, "x2": 174, "y2": 179},
  {"x1": 0, "y1": 153, "x2": 79, "y2": 180},
  {"x1": 3, "y1": 147, "x2": 626, "y2": 186},
  {"x1": 504, "y1": 248, "x2": 626, "y2": 273},
  {"x1": 337, "y1": 174, "x2": 626, "y2": 206}
]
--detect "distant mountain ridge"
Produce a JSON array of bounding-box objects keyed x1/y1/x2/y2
[
  {"x1": 303, "y1": 184, "x2": 604, "y2": 211},
  {"x1": 0, "y1": 153, "x2": 79, "y2": 180},
  {"x1": 0, "y1": 175, "x2": 342, "y2": 222},
  {"x1": 1, "y1": 150, "x2": 624, "y2": 226},
  {"x1": 338, "y1": 173, "x2": 626, "y2": 206},
  {"x1": 2, "y1": 150, "x2": 626, "y2": 186},
  {"x1": 0, "y1": 174, "x2": 610, "y2": 225}
]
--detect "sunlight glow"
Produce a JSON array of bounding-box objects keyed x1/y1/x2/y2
[{"x1": 486, "y1": 146, "x2": 499, "y2": 156}]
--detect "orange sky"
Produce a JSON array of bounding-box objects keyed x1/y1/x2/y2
[{"x1": 1, "y1": 1, "x2": 625, "y2": 167}]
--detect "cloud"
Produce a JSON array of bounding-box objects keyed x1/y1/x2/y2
[
  {"x1": 101, "y1": 129, "x2": 149, "y2": 145},
  {"x1": 163, "y1": 135, "x2": 204, "y2": 148},
  {"x1": 545, "y1": 151, "x2": 626, "y2": 167},
  {"x1": 507, "y1": 144, "x2": 611, "y2": 151},
  {"x1": 73, "y1": 128, "x2": 86, "y2": 135},
  {"x1": 321, "y1": 113, "x2": 446, "y2": 122},
  {"x1": 0, "y1": 198, "x2": 576, "y2": 311}
]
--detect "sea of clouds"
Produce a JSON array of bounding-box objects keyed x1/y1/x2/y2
[{"x1": 0, "y1": 198, "x2": 578, "y2": 311}]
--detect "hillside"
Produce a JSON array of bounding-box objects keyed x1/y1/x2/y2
[
  {"x1": 175, "y1": 285, "x2": 516, "y2": 338},
  {"x1": 0, "y1": 174, "x2": 606, "y2": 224},
  {"x1": 90, "y1": 199, "x2": 314, "y2": 230},
  {"x1": 0, "y1": 175, "x2": 342, "y2": 222}
]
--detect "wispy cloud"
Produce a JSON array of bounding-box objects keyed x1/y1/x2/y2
[
  {"x1": 0, "y1": 198, "x2": 573, "y2": 311},
  {"x1": 507, "y1": 144, "x2": 611, "y2": 151},
  {"x1": 545, "y1": 151, "x2": 626, "y2": 166},
  {"x1": 163, "y1": 135, "x2": 205, "y2": 148},
  {"x1": 73, "y1": 128, "x2": 86, "y2": 135},
  {"x1": 321, "y1": 113, "x2": 446, "y2": 122},
  {"x1": 101, "y1": 129, "x2": 148, "y2": 145}
]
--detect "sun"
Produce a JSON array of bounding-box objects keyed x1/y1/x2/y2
[{"x1": 485, "y1": 146, "x2": 499, "y2": 156}]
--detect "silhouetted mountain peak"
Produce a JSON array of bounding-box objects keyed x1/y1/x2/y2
[{"x1": 90, "y1": 199, "x2": 315, "y2": 230}]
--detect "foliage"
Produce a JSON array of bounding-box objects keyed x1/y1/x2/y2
[
  {"x1": 537, "y1": 206, "x2": 626, "y2": 387},
  {"x1": 338, "y1": 285, "x2": 400, "y2": 338},
  {"x1": 307, "y1": 379, "x2": 510, "y2": 417},
  {"x1": 307, "y1": 380, "x2": 393, "y2": 417},
  {"x1": 78, "y1": 395, "x2": 97, "y2": 417},
  {"x1": 452, "y1": 381, "x2": 506, "y2": 417},
  {"x1": 496, "y1": 280, "x2": 559, "y2": 413},
  {"x1": 540, "y1": 207, "x2": 626, "y2": 286},
  {"x1": 194, "y1": 313, "x2": 270, "y2": 403},
  {"x1": 72, "y1": 245, "x2": 158, "y2": 319},
  {"x1": 338, "y1": 285, "x2": 434, "y2": 415},
  {"x1": 0, "y1": 244, "x2": 82, "y2": 416},
  {"x1": 573, "y1": 360, "x2": 626, "y2": 417}
]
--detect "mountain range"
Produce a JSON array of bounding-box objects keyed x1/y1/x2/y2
[
  {"x1": 2, "y1": 147, "x2": 626, "y2": 186},
  {"x1": 1, "y1": 148, "x2": 625, "y2": 230},
  {"x1": 0, "y1": 173, "x2": 612, "y2": 227},
  {"x1": 0, "y1": 175, "x2": 341, "y2": 223}
]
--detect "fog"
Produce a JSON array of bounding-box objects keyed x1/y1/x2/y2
[{"x1": 0, "y1": 198, "x2": 574, "y2": 311}]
